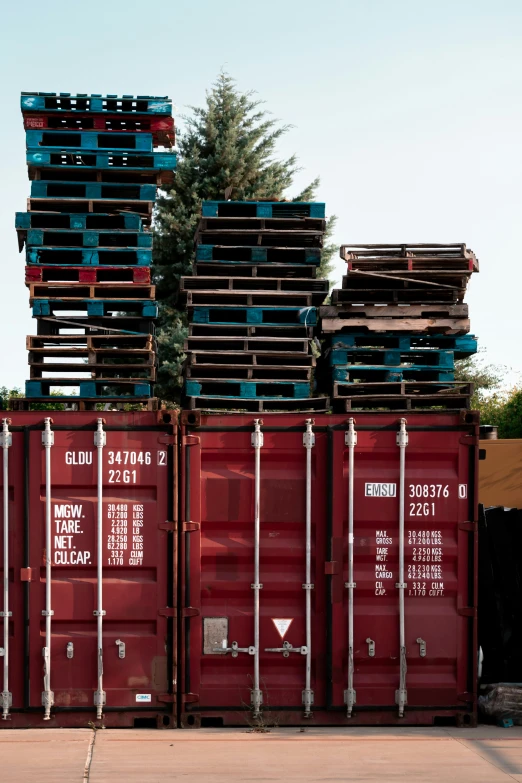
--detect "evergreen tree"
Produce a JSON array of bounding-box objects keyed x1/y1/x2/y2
[{"x1": 153, "y1": 72, "x2": 336, "y2": 402}]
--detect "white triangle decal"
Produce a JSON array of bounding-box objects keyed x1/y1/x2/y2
[{"x1": 272, "y1": 618, "x2": 293, "y2": 638}]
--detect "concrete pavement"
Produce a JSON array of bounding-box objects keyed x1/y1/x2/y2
[{"x1": 3, "y1": 726, "x2": 522, "y2": 782}]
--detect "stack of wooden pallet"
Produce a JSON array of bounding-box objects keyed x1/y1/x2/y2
[
  {"x1": 318, "y1": 244, "x2": 479, "y2": 411},
  {"x1": 12, "y1": 92, "x2": 176, "y2": 410},
  {"x1": 181, "y1": 200, "x2": 330, "y2": 412}
]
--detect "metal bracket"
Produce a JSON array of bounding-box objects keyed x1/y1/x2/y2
[
  {"x1": 41, "y1": 429, "x2": 54, "y2": 447},
  {"x1": 251, "y1": 430, "x2": 264, "y2": 449},
  {"x1": 93, "y1": 425, "x2": 106, "y2": 448},
  {"x1": 303, "y1": 427, "x2": 315, "y2": 449},
  {"x1": 94, "y1": 690, "x2": 106, "y2": 707},
  {"x1": 344, "y1": 582, "x2": 356, "y2": 589},
  {"x1": 265, "y1": 640, "x2": 308, "y2": 658},
  {"x1": 66, "y1": 642, "x2": 74, "y2": 659},
  {"x1": 41, "y1": 610, "x2": 54, "y2": 617},
  {"x1": 345, "y1": 428, "x2": 358, "y2": 448},
  {"x1": 0, "y1": 612, "x2": 12, "y2": 618},
  {"x1": 0, "y1": 422, "x2": 12, "y2": 449},
  {"x1": 93, "y1": 610, "x2": 106, "y2": 617},
  {"x1": 344, "y1": 688, "x2": 356, "y2": 709},
  {"x1": 250, "y1": 583, "x2": 263, "y2": 590},
  {"x1": 0, "y1": 649, "x2": 3, "y2": 657},
  {"x1": 214, "y1": 641, "x2": 255, "y2": 658},
  {"x1": 366, "y1": 638, "x2": 375, "y2": 657},
  {"x1": 115, "y1": 639, "x2": 125, "y2": 659},
  {"x1": 395, "y1": 582, "x2": 408, "y2": 589},
  {"x1": 302, "y1": 583, "x2": 314, "y2": 590},
  {"x1": 302, "y1": 689, "x2": 314, "y2": 707},
  {"x1": 416, "y1": 638, "x2": 426, "y2": 657},
  {"x1": 396, "y1": 420, "x2": 409, "y2": 448}
]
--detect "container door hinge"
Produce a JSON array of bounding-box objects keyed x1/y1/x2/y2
[
  {"x1": 366, "y1": 638, "x2": 375, "y2": 657},
  {"x1": 183, "y1": 693, "x2": 199, "y2": 704},
  {"x1": 158, "y1": 608, "x2": 177, "y2": 618},
  {"x1": 158, "y1": 693, "x2": 176, "y2": 703},
  {"x1": 20, "y1": 568, "x2": 32, "y2": 582},
  {"x1": 183, "y1": 521, "x2": 200, "y2": 532},
  {"x1": 158, "y1": 521, "x2": 177, "y2": 532},
  {"x1": 416, "y1": 638, "x2": 426, "y2": 657},
  {"x1": 183, "y1": 435, "x2": 200, "y2": 447},
  {"x1": 182, "y1": 607, "x2": 200, "y2": 618},
  {"x1": 157, "y1": 434, "x2": 176, "y2": 445},
  {"x1": 458, "y1": 522, "x2": 475, "y2": 532},
  {"x1": 458, "y1": 691, "x2": 474, "y2": 703},
  {"x1": 115, "y1": 639, "x2": 125, "y2": 659}
]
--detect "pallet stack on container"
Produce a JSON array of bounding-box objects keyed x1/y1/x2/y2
[
  {"x1": 318, "y1": 243, "x2": 478, "y2": 411},
  {"x1": 181, "y1": 200, "x2": 330, "y2": 412},
  {"x1": 12, "y1": 91, "x2": 176, "y2": 410}
]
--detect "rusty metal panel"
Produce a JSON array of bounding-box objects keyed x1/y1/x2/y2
[
  {"x1": 180, "y1": 411, "x2": 478, "y2": 728},
  {"x1": 479, "y1": 439, "x2": 522, "y2": 508},
  {"x1": 0, "y1": 410, "x2": 177, "y2": 728}
]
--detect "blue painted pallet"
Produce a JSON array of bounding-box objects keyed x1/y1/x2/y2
[
  {"x1": 185, "y1": 379, "x2": 311, "y2": 399},
  {"x1": 30, "y1": 181, "x2": 157, "y2": 201},
  {"x1": 32, "y1": 299, "x2": 158, "y2": 317},
  {"x1": 329, "y1": 348, "x2": 455, "y2": 369},
  {"x1": 331, "y1": 367, "x2": 456, "y2": 383},
  {"x1": 26, "y1": 229, "x2": 152, "y2": 249},
  {"x1": 21, "y1": 93, "x2": 172, "y2": 115},
  {"x1": 16, "y1": 212, "x2": 143, "y2": 231},
  {"x1": 196, "y1": 245, "x2": 321, "y2": 264},
  {"x1": 26, "y1": 130, "x2": 153, "y2": 152},
  {"x1": 329, "y1": 332, "x2": 478, "y2": 358},
  {"x1": 191, "y1": 306, "x2": 317, "y2": 326},
  {"x1": 202, "y1": 201, "x2": 325, "y2": 219},
  {"x1": 27, "y1": 148, "x2": 176, "y2": 171},
  {"x1": 27, "y1": 247, "x2": 151, "y2": 266},
  {"x1": 26, "y1": 380, "x2": 152, "y2": 398}
]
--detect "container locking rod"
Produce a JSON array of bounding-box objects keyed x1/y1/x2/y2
[
  {"x1": 41, "y1": 417, "x2": 54, "y2": 719},
  {"x1": 1, "y1": 419, "x2": 12, "y2": 719},
  {"x1": 344, "y1": 418, "x2": 357, "y2": 717},
  {"x1": 94, "y1": 419, "x2": 106, "y2": 719},
  {"x1": 250, "y1": 419, "x2": 264, "y2": 717},
  {"x1": 302, "y1": 419, "x2": 315, "y2": 716},
  {"x1": 395, "y1": 418, "x2": 409, "y2": 717}
]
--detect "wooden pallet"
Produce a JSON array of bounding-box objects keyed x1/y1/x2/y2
[
  {"x1": 32, "y1": 299, "x2": 158, "y2": 317},
  {"x1": 339, "y1": 243, "x2": 477, "y2": 260},
  {"x1": 185, "y1": 290, "x2": 322, "y2": 308},
  {"x1": 193, "y1": 263, "x2": 317, "y2": 279},
  {"x1": 329, "y1": 332, "x2": 478, "y2": 357},
  {"x1": 26, "y1": 266, "x2": 151, "y2": 285},
  {"x1": 27, "y1": 334, "x2": 156, "y2": 351},
  {"x1": 16, "y1": 211, "x2": 144, "y2": 231},
  {"x1": 185, "y1": 336, "x2": 310, "y2": 353},
  {"x1": 188, "y1": 323, "x2": 314, "y2": 339},
  {"x1": 21, "y1": 93, "x2": 172, "y2": 115},
  {"x1": 35, "y1": 316, "x2": 156, "y2": 337},
  {"x1": 9, "y1": 397, "x2": 160, "y2": 412},
  {"x1": 329, "y1": 347, "x2": 455, "y2": 368},
  {"x1": 23, "y1": 113, "x2": 175, "y2": 147},
  {"x1": 185, "y1": 378, "x2": 312, "y2": 399},
  {"x1": 196, "y1": 245, "x2": 321, "y2": 264},
  {"x1": 185, "y1": 395, "x2": 330, "y2": 412},
  {"x1": 331, "y1": 367, "x2": 455, "y2": 383},
  {"x1": 30, "y1": 181, "x2": 157, "y2": 200},
  {"x1": 186, "y1": 350, "x2": 315, "y2": 367},
  {"x1": 331, "y1": 287, "x2": 466, "y2": 305},
  {"x1": 185, "y1": 365, "x2": 313, "y2": 382},
  {"x1": 23, "y1": 228, "x2": 152, "y2": 249},
  {"x1": 201, "y1": 201, "x2": 325, "y2": 219},
  {"x1": 29, "y1": 283, "x2": 155, "y2": 300},
  {"x1": 195, "y1": 229, "x2": 324, "y2": 248},
  {"x1": 27, "y1": 198, "x2": 153, "y2": 225},
  {"x1": 332, "y1": 381, "x2": 473, "y2": 411},
  {"x1": 320, "y1": 317, "x2": 470, "y2": 334},
  {"x1": 196, "y1": 216, "x2": 326, "y2": 232},
  {"x1": 26, "y1": 129, "x2": 154, "y2": 152},
  {"x1": 26, "y1": 379, "x2": 153, "y2": 398},
  {"x1": 181, "y1": 276, "x2": 328, "y2": 294},
  {"x1": 27, "y1": 148, "x2": 176, "y2": 173},
  {"x1": 27, "y1": 246, "x2": 152, "y2": 266},
  {"x1": 191, "y1": 305, "x2": 316, "y2": 326},
  {"x1": 29, "y1": 363, "x2": 157, "y2": 381}
]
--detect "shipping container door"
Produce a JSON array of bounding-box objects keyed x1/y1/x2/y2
[
  {"x1": 330, "y1": 420, "x2": 476, "y2": 719},
  {"x1": 182, "y1": 422, "x2": 328, "y2": 721},
  {"x1": 25, "y1": 421, "x2": 174, "y2": 722}
]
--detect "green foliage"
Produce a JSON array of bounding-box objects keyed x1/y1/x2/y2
[
  {"x1": 0, "y1": 386, "x2": 67, "y2": 411},
  {"x1": 153, "y1": 71, "x2": 334, "y2": 402},
  {"x1": 454, "y1": 355, "x2": 522, "y2": 437}
]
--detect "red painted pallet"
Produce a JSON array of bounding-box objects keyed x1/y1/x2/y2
[
  {"x1": 25, "y1": 265, "x2": 151, "y2": 285},
  {"x1": 23, "y1": 113, "x2": 175, "y2": 147}
]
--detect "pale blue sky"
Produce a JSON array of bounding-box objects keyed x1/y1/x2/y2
[{"x1": 1, "y1": 0, "x2": 521, "y2": 389}]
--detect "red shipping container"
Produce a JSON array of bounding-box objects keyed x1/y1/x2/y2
[
  {"x1": 0, "y1": 410, "x2": 177, "y2": 728},
  {"x1": 179, "y1": 410, "x2": 478, "y2": 727}
]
